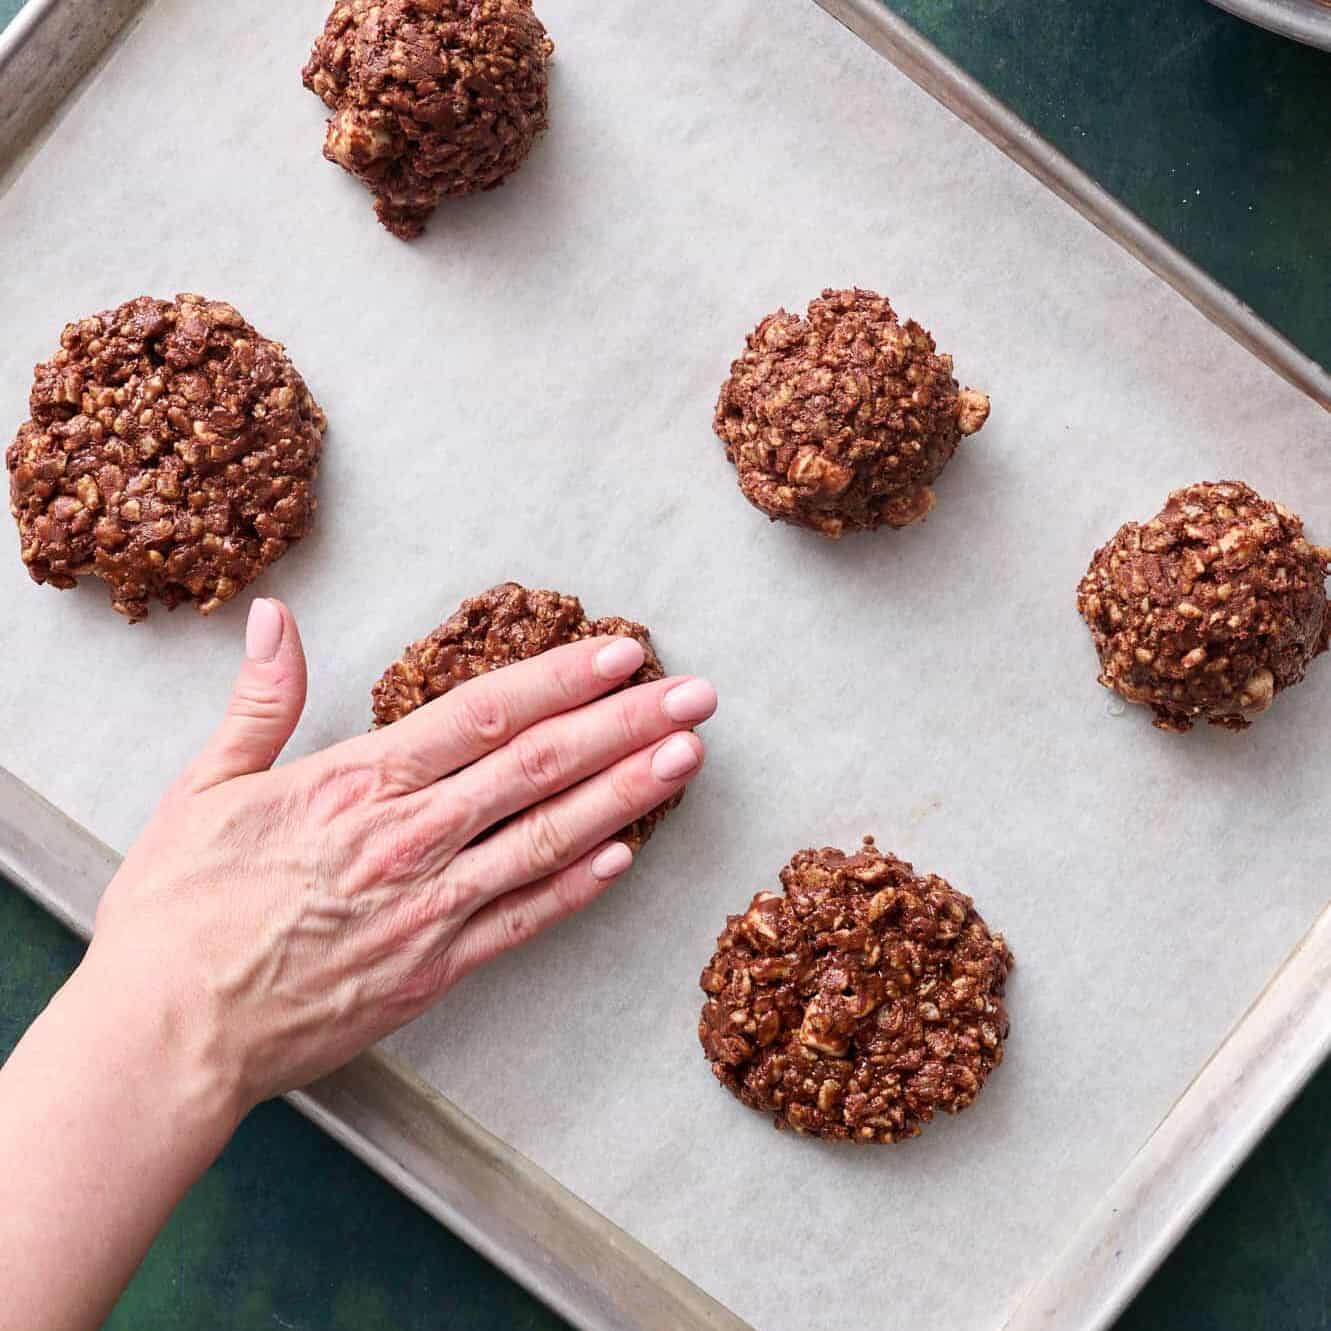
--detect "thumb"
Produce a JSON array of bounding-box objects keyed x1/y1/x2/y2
[{"x1": 188, "y1": 597, "x2": 308, "y2": 789}]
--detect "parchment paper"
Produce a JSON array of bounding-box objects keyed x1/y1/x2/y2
[{"x1": 1, "y1": 3, "x2": 1328, "y2": 1329}]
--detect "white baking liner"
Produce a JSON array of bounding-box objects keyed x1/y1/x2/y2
[{"x1": 1, "y1": 2, "x2": 1328, "y2": 1329}]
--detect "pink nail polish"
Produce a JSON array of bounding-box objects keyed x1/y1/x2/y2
[
  {"x1": 590, "y1": 842, "x2": 633, "y2": 881},
  {"x1": 652, "y1": 733, "x2": 701, "y2": 782},
  {"x1": 245, "y1": 598, "x2": 284, "y2": 663},
  {"x1": 662, "y1": 678, "x2": 717, "y2": 724},
  {"x1": 595, "y1": 637, "x2": 646, "y2": 680}
]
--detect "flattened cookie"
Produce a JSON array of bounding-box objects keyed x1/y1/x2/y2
[
  {"x1": 372, "y1": 582, "x2": 681, "y2": 850},
  {"x1": 699, "y1": 838, "x2": 1012, "y2": 1143},
  {"x1": 6, "y1": 294, "x2": 325, "y2": 622},
  {"x1": 1077, "y1": 480, "x2": 1331, "y2": 732}
]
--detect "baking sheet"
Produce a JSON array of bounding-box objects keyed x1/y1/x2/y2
[{"x1": 0, "y1": 3, "x2": 1328, "y2": 1331}]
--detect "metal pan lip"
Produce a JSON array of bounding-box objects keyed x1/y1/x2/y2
[{"x1": 1206, "y1": 0, "x2": 1331, "y2": 50}]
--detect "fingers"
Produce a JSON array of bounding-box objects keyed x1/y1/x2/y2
[
  {"x1": 437, "y1": 731, "x2": 704, "y2": 912},
  {"x1": 186, "y1": 599, "x2": 308, "y2": 790},
  {"x1": 366, "y1": 635, "x2": 651, "y2": 791},
  {"x1": 439, "y1": 841, "x2": 635, "y2": 991},
  {"x1": 414, "y1": 673, "x2": 717, "y2": 844}
]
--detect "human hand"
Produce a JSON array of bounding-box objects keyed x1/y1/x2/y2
[
  {"x1": 0, "y1": 595, "x2": 714, "y2": 1331},
  {"x1": 86, "y1": 597, "x2": 716, "y2": 1129}
]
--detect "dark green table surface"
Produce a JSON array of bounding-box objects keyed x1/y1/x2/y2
[
  {"x1": 889, "y1": 0, "x2": 1331, "y2": 373},
  {"x1": 2, "y1": 1, "x2": 1328, "y2": 1328}
]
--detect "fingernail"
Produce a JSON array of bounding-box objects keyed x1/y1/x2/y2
[
  {"x1": 595, "y1": 637, "x2": 646, "y2": 680},
  {"x1": 662, "y1": 678, "x2": 717, "y2": 724},
  {"x1": 590, "y1": 842, "x2": 633, "y2": 881},
  {"x1": 652, "y1": 733, "x2": 702, "y2": 782},
  {"x1": 245, "y1": 598, "x2": 284, "y2": 663}
]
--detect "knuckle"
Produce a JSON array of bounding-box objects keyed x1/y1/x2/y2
[
  {"x1": 499, "y1": 901, "x2": 539, "y2": 952},
  {"x1": 367, "y1": 825, "x2": 436, "y2": 882},
  {"x1": 614, "y1": 692, "x2": 649, "y2": 749},
  {"x1": 391, "y1": 967, "x2": 435, "y2": 1013},
  {"x1": 417, "y1": 868, "x2": 471, "y2": 924},
  {"x1": 430, "y1": 875, "x2": 469, "y2": 921},
  {"x1": 361, "y1": 735, "x2": 430, "y2": 796},
  {"x1": 316, "y1": 760, "x2": 388, "y2": 818},
  {"x1": 391, "y1": 950, "x2": 452, "y2": 1013},
  {"x1": 373, "y1": 757, "x2": 419, "y2": 800},
  {"x1": 524, "y1": 807, "x2": 575, "y2": 872},
  {"x1": 609, "y1": 764, "x2": 645, "y2": 813},
  {"x1": 381, "y1": 884, "x2": 439, "y2": 944},
  {"x1": 430, "y1": 790, "x2": 478, "y2": 850},
  {"x1": 454, "y1": 688, "x2": 510, "y2": 750},
  {"x1": 227, "y1": 676, "x2": 286, "y2": 722},
  {"x1": 514, "y1": 731, "x2": 565, "y2": 793}
]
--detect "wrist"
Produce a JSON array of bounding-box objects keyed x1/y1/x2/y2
[
  {"x1": 0, "y1": 933, "x2": 246, "y2": 1331},
  {"x1": 59, "y1": 941, "x2": 246, "y2": 1164}
]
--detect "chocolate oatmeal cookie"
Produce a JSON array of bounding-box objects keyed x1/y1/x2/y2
[
  {"x1": 303, "y1": 0, "x2": 554, "y2": 239},
  {"x1": 1077, "y1": 481, "x2": 1331, "y2": 732},
  {"x1": 6, "y1": 294, "x2": 326, "y2": 622},
  {"x1": 372, "y1": 583, "x2": 681, "y2": 849},
  {"x1": 713, "y1": 288, "x2": 989, "y2": 538},
  {"x1": 699, "y1": 839, "x2": 1012, "y2": 1143}
]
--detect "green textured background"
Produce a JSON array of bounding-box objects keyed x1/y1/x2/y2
[
  {"x1": 888, "y1": 0, "x2": 1330, "y2": 372},
  {"x1": 2, "y1": 0, "x2": 1328, "y2": 1328}
]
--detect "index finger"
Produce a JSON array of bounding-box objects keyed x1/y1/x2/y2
[{"x1": 364, "y1": 634, "x2": 649, "y2": 791}]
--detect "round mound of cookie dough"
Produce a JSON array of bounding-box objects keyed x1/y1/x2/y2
[
  {"x1": 6, "y1": 294, "x2": 326, "y2": 622},
  {"x1": 303, "y1": 0, "x2": 554, "y2": 239},
  {"x1": 712, "y1": 288, "x2": 990, "y2": 538},
  {"x1": 372, "y1": 582, "x2": 680, "y2": 849},
  {"x1": 1077, "y1": 481, "x2": 1331, "y2": 732},
  {"x1": 698, "y1": 838, "x2": 1013, "y2": 1143}
]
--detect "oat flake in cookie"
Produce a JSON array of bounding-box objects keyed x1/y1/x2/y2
[
  {"x1": 6, "y1": 295, "x2": 326, "y2": 622},
  {"x1": 713, "y1": 288, "x2": 990, "y2": 537},
  {"x1": 373, "y1": 583, "x2": 681, "y2": 850},
  {"x1": 303, "y1": 0, "x2": 554, "y2": 240},
  {"x1": 1077, "y1": 481, "x2": 1331, "y2": 732},
  {"x1": 699, "y1": 839, "x2": 1012, "y2": 1143}
]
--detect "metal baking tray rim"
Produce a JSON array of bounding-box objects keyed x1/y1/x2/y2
[{"x1": 1206, "y1": 0, "x2": 1331, "y2": 50}]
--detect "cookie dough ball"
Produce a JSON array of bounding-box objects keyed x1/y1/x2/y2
[
  {"x1": 372, "y1": 582, "x2": 681, "y2": 849},
  {"x1": 713, "y1": 288, "x2": 989, "y2": 538},
  {"x1": 699, "y1": 839, "x2": 1012, "y2": 1143},
  {"x1": 1077, "y1": 481, "x2": 1331, "y2": 732},
  {"x1": 6, "y1": 294, "x2": 326, "y2": 622},
  {"x1": 303, "y1": 0, "x2": 554, "y2": 239}
]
